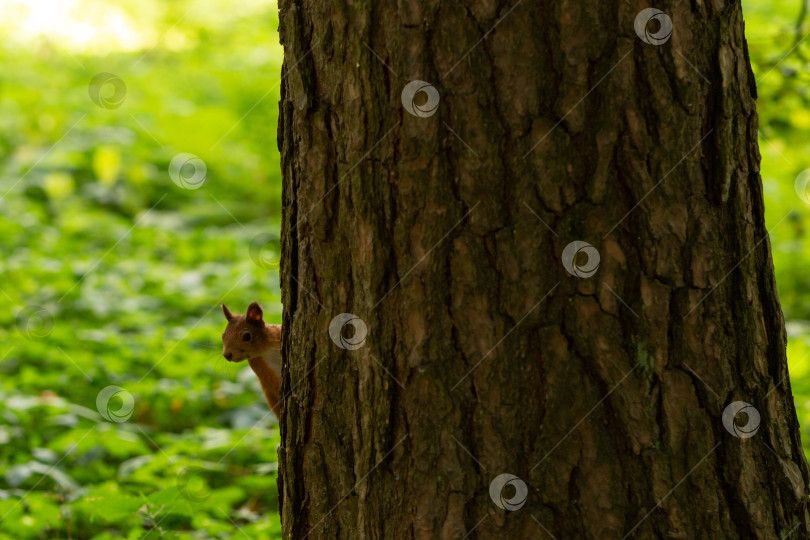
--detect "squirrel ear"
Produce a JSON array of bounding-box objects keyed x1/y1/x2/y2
[
  {"x1": 246, "y1": 302, "x2": 263, "y2": 325},
  {"x1": 222, "y1": 304, "x2": 235, "y2": 321}
]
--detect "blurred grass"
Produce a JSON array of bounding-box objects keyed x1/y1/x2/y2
[
  {"x1": 0, "y1": 0, "x2": 284, "y2": 538},
  {"x1": 3, "y1": 0, "x2": 810, "y2": 537}
]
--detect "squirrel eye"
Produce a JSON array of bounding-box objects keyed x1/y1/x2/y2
[{"x1": 242, "y1": 332, "x2": 251, "y2": 342}]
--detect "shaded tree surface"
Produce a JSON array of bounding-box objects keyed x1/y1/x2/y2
[{"x1": 276, "y1": 1, "x2": 810, "y2": 538}]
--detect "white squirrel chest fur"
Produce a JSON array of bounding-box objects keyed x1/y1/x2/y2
[{"x1": 260, "y1": 347, "x2": 282, "y2": 377}]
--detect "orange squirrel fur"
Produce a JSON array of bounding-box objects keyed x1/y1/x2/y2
[{"x1": 221, "y1": 302, "x2": 282, "y2": 419}]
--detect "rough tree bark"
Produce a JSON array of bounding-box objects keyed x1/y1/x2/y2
[{"x1": 276, "y1": 1, "x2": 810, "y2": 538}]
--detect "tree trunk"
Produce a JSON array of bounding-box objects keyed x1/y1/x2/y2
[{"x1": 276, "y1": 1, "x2": 810, "y2": 538}]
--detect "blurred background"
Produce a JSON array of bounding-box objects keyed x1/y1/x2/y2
[
  {"x1": 0, "y1": 0, "x2": 284, "y2": 537},
  {"x1": 0, "y1": 0, "x2": 809, "y2": 538},
  {"x1": 744, "y1": 0, "x2": 810, "y2": 458}
]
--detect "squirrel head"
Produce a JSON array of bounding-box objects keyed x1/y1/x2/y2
[{"x1": 221, "y1": 302, "x2": 279, "y2": 362}]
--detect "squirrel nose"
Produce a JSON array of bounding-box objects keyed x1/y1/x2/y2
[{"x1": 224, "y1": 352, "x2": 232, "y2": 360}]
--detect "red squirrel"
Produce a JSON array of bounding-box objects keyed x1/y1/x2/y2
[{"x1": 221, "y1": 302, "x2": 282, "y2": 419}]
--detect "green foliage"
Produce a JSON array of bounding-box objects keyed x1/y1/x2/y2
[
  {"x1": 0, "y1": 0, "x2": 283, "y2": 537},
  {"x1": 744, "y1": 0, "x2": 810, "y2": 457}
]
